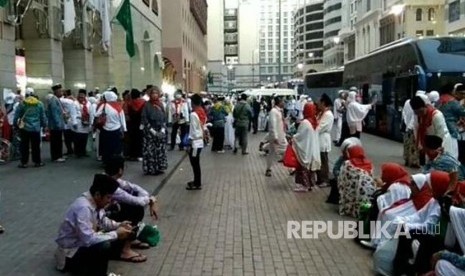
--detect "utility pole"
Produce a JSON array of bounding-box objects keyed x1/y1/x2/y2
[{"x1": 278, "y1": 0, "x2": 282, "y2": 84}]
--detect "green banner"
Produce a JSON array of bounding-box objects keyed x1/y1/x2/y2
[
  {"x1": 116, "y1": 0, "x2": 135, "y2": 57},
  {"x1": 0, "y1": 0, "x2": 8, "y2": 8}
]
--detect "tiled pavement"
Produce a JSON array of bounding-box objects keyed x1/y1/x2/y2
[
  {"x1": 0, "y1": 132, "x2": 406, "y2": 275},
  {"x1": 112, "y1": 133, "x2": 406, "y2": 276}
]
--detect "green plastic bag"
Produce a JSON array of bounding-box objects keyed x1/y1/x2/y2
[{"x1": 137, "y1": 224, "x2": 161, "y2": 247}]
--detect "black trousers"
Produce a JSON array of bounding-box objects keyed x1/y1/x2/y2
[
  {"x1": 171, "y1": 123, "x2": 188, "y2": 149},
  {"x1": 211, "y1": 126, "x2": 225, "y2": 151},
  {"x1": 65, "y1": 240, "x2": 124, "y2": 276},
  {"x1": 19, "y1": 130, "x2": 41, "y2": 164},
  {"x1": 338, "y1": 121, "x2": 351, "y2": 145},
  {"x1": 63, "y1": 129, "x2": 74, "y2": 154},
  {"x1": 73, "y1": 132, "x2": 89, "y2": 157},
  {"x1": 108, "y1": 202, "x2": 145, "y2": 226},
  {"x1": 458, "y1": 140, "x2": 465, "y2": 165},
  {"x1": 100, "y1": 129, "x2": 123, "y2": 165},
  {"x1": 189, "y1": 148, "x2": 202, "y2": 187},
  {"x1": 393, "y1": 231, "x2": 445, "y2": 276},
  {"x1": 317, "y1": 152, "x2": 330, "y2": 183},
  {"x1": 252, "y1": 116, "x2": 259, "y2": 134},
  {"x1": 234, "y1": 126, "x2": 248, "y2": 153},
  {"x1": 49, "y1": 129, "x2": 64, "y2": 161},
  {"x1": 128, "y1": 127, "x2": 143, "y2": 158}
]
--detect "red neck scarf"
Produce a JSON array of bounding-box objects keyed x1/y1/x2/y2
[
  {"x1": 380, "y1": 163, "x2": 410, "y2": 191},
  {"x1": 194, "y1": 106, "x2": 207, "y2": 126},
  {"x1": 129, "y1": 98, "x2": 146, "y2": 112},
  {"x1": 417, "y1": 105, "x2": 436, "y2": 147},
  {"x1": 303, "y1": 103, "x2": 318, "y2": 129},
  {"x1": 438, "y1": 94, "x2": 456, "y2": 106},
  {"x1": 411, "y1": 186, "x2": 433, "y2": 210},
  {"x1": 107, "y1": 102, "x2": 123, "y2": 113},
  {"x1": 430, "y1": 171, "x2": 450, "y2": 199},
  {"x1": 79, "y1": 99, "x2": 89, "y2": 120},
  {"x1": 453, "y1": 181, "x2": 465, "y2": 205},
  {"x1": 150, "y1": 98, "x2": 163, "y2": 110},
  {"x1": 347, "y1": 145, "x2": 373, "y2": 174}
]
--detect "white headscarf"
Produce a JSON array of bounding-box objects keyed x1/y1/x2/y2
[
  {"x1": 416, "y1": 90, "x2": 431, "y2": 105},
  {"x1": 292, "y1": 119, "x2": 321, "y2": 171},
  {"x1": 346, "y1": 91, "x2": 371, "y2": 124},
  {"x1": 428, "y1": 91, "x2": 440, "y2": 104},
  {"x1": 103, "y1": 91, "x2": 118, "y2": 102},
  {"x1": 340, "y1": 137, "x2": 362, "y2": 154}
]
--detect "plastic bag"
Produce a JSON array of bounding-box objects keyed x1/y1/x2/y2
[
  {"x1": 373, "y1": 238, "x2": 399, "y2": 276},
  {"x1": 283, "y1": 144, "x2": 299, "y2": 168}
]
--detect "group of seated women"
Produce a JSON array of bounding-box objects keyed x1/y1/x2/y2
[{"x1": 329, "y1": 135, "x2": 465, "y2": 276}]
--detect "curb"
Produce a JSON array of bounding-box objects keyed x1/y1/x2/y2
[{"x1": 152, "y1": 152, "x2": 188, "y2": 196}]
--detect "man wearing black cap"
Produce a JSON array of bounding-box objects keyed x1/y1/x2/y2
[
  {"x1": 46, "y1": 84, "x2": 67, "y2": 162},
  {"x1": 55, "y1": 174, "x2": 147, "y2": 276}
]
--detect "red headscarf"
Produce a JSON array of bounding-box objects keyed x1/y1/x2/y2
[
  {"x1": 430, "y1": 171, "x2": 450, "y2": 199},
  {"x1": 438, "y1": 94, "x2": 456, "y2": 106},
  {"x1": 347, "y1": 145, "x2": 373, "y2": 174},
  {"x1": 194, "y1": 106, "x2": 207, "y2": 126},
  {"x1": 411, "y1": 186, "x2": 434, "y2": 210},
  {"x1": 303, "y1": 102, "x2": 318, "y2": 129},
  {"x1": 453, "y1": 181, "x2": 465, "y2": 205},
  {"x1": 380, "y1": 163, "x2": 410, "y2": 191},
  {"x1": 417, "y1": 105, "x2": 437, "y2": 147}
]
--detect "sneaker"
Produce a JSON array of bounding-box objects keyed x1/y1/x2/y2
[
  {"x1": 217, "y1": 150, "x2": 225, "y2": 154},
  {"x1": 55, "y1": 158, "x2": 66, "y2": 163},
  {"x1": 34, "y1": 162, "x2": 45, "y2": 167},
  {"x1": 18, "y1": 163, "x2": 28, "y2": 168},
  {"x1": 359, "y1": 240, "x2": 376, "y2": 250},
  {"x1": 137, "y1": 157, "x2": 143, "y2": 162},
  {"x1": 233, "y1": 148, "x2": 238, "y2": 154}
]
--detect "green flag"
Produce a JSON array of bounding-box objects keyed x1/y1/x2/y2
[
  {"x1": 116, "y1": 0, "x2": 135, "y2": 57},
  {"x1": 0, "y1": 0, "x2": 8, "y2": 7}
]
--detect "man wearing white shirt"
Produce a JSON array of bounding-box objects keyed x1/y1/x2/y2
[
  {"x1": 61, "y1": 89, "x2": 79, "y2": 156},
  {"x1": 73, "y1": 90, "x2": 94, "y2": 158},
  {"x1": 317, "y1": 94, "x2": 334, "y2": 186}
]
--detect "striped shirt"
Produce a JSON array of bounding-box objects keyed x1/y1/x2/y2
[{"x1": 423, "y1": 152, "x2": 465, "y2": 181}]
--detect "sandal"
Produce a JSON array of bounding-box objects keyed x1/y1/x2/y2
[
  {"x1": 265, "y1": 169, "x2": 272, "y2": 177},
  {"x1": 120, "y1": 253, "x2": 147, "y2": 263},
  {"x1": 131, "y1": 241, "x2": 150, "y2": 250}
]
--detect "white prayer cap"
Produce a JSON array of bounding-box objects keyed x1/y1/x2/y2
[
  {"x1": 412, "y1": 173, "x2": 427, "y2": 190},
  {"x1": 349, "y1": 86, "x2": 358, "y2": 91},
  {"x1": 428, "y1": 91, "x2": 440, "y2": 103},
  {"x1": 25, "y1": 87, "x2": 34, "y2": 96},
  {"x1": 299, "y1": 94, "x2": 308, "y2": 100},
  {"x1": 415, "y1": 90, "x2": 426, "y2": 96},
  {"x1": 338, "y1": 90, "x2": 345, "y2": 94}
]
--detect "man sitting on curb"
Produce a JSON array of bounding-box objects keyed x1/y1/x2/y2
[
  {"x1": 55, "y1": 174, "x2": 147, "y2": 276},
  {"x1": 104, "y1": 156, "x2": 159, "y2": 248}
]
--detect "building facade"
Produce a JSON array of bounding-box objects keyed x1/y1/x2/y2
[
  {"x1": 446, "y1": 0, "x2": 465, "y2": 35},
  {"x1": 258, "y1": 0, "x2": 296, "y2": 83},
  {"x1": 293, "y1": 0, "x2": 325, "y2": 75},
  {"x1": 0, "y1": 0, "x2": 163, "y2": 97},
  {"x1": 323, "y1": 0, "x2": 343, "y2": 69},
  {"x1": 162, "y1": 0, "x2": 208, "y2": 93}
]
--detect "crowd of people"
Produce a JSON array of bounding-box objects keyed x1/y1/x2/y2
[{"x1": 2, "y1": 80, "x2": 465, "y2": 275}]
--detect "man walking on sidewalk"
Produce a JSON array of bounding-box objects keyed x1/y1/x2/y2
[
  {"x1": 265, "y1": 96, "x2": 288, "y2": 177},
  {"x1": 233, "y1": 93, "x2": 253, "y2": 155},
  {"x1": 46, "y1": 84, "x2": 67, "y2": 163},
  {"x1": 317, "y1": 94, "x2": 334, "y2": 186}
]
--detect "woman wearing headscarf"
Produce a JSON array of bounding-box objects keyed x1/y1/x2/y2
[
  {"x1": 94, "y1": 91, "x2": 126, "y2": 165},
  {"x1": 127, "y1": 89, "x2": 146, "y2": 161},
  {"x1": 374, "y1": 171, "x2": 451, "y2": 276},
  {"x1": 292, "y1": 102, "x2": 321, "y2": 192},
  {"x1": 338, "y1": 145, "x2": 375, "y2": 217},
  {"x1": 326, "y1": 137, "x2": 362, "y2": 204},
  {"x1": 346, "y1": 91, "x2": 374, "y2": 138},
  {"x1": 223, "y1": 97, "x2": 235, "y2": 150},
  {"x1": 141, "y1": 87, "x2": 167, "y2": 175}
]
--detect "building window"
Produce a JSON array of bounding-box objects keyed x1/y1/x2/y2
[
  {"x1": 283, "y1": 66, "x2": 288, "y2": 73},
  {"x1": 151, "y1": 0, "x2": 158, "y2": 15},
  {"x1": 416, "y1": 30, "x2": 424, "y2": 37},
  {"x1": 416, "y1": 8, "x2": 422, "y2": 21},
  {"x1": 268, "y1": 58, "x2": 273, "y2": 63},
  {"x1": 268, "y1": 67, "x2": 273, "y2": 73},
  {"x1": 366, "y1": 0, "x2": 371, "y2": 11},
  {"x1": 143, "y1": 0, "x2": 149, "y2": 7},
  {"x1": 426, "y1": 30, "x2": 434, "y2": 36},
  {"x1": 428, "y1": 8, "x2": 435, "y2": 21},
  {"x1": 449, "y1": 1, "x2": 460, "y2": 22}
]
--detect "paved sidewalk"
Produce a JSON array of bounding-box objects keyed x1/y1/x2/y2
[
  {"x1": 0, "y1": 143, "x2": 186, "y2": 276},
  {"x1": 0, "y1": 132, "x2": 407, "y2": 275},
  {"x1": 111, "y1": 133, "x2": 403, "y2": 276}
]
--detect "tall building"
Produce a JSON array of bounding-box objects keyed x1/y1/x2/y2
[
  {"x1": 207, "y1": 0, "x2": 227, "y2": 93},
  {"x1": 323, "y1": 0, "x2": 343, "y2": 69},
  {"x1": 445, "y1": 0, "x2": 465, "y2": 35},
  {"x1": 258, "y1": 0, "x2": 296, "y2": 83},
  {"x1": 162, "y1": 0, "x2": 208, "y2": 93},
  {"x1": 0, "y1": 0, "x2": 163, "y2": 96},
  {"x1": 339, "y1": 0, "x2": 357, "y2": 62},
  {"x1": 293, "y1": 0, "x2": 325, "y2": 75}
]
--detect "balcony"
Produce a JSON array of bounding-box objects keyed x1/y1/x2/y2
[
  {"x1": 224, "y1": 45, "x2": 238, "y2": 56},
  {"x1": 224, "y1": 20, "x2": 238, "y2": 31},
  {"x1": 224, "y1": 33, "x2": 238, "y2": 44}
]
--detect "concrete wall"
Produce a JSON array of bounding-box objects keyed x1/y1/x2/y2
[
  {"x1": 0, "y1": 12, "x2": 16, "y2": 93},
  {"x1": 207, "y1": 0, "x2": 224, "y2": 61}
]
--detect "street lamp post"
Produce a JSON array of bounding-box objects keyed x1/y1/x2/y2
[{"x1": 252, "y1": 49, "x2": 259, "y2": 87}]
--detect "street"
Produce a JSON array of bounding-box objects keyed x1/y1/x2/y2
[{"x1": 0, "y1": 133, "x2": 406, "y2": 275}]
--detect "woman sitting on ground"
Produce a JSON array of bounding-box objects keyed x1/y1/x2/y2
[
  {"x1": 338, "y1": 144, "x2": 376, "y2": 218},
  {"x1": 326, "y1": 137, "x2": 362, "y2": 204}
]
